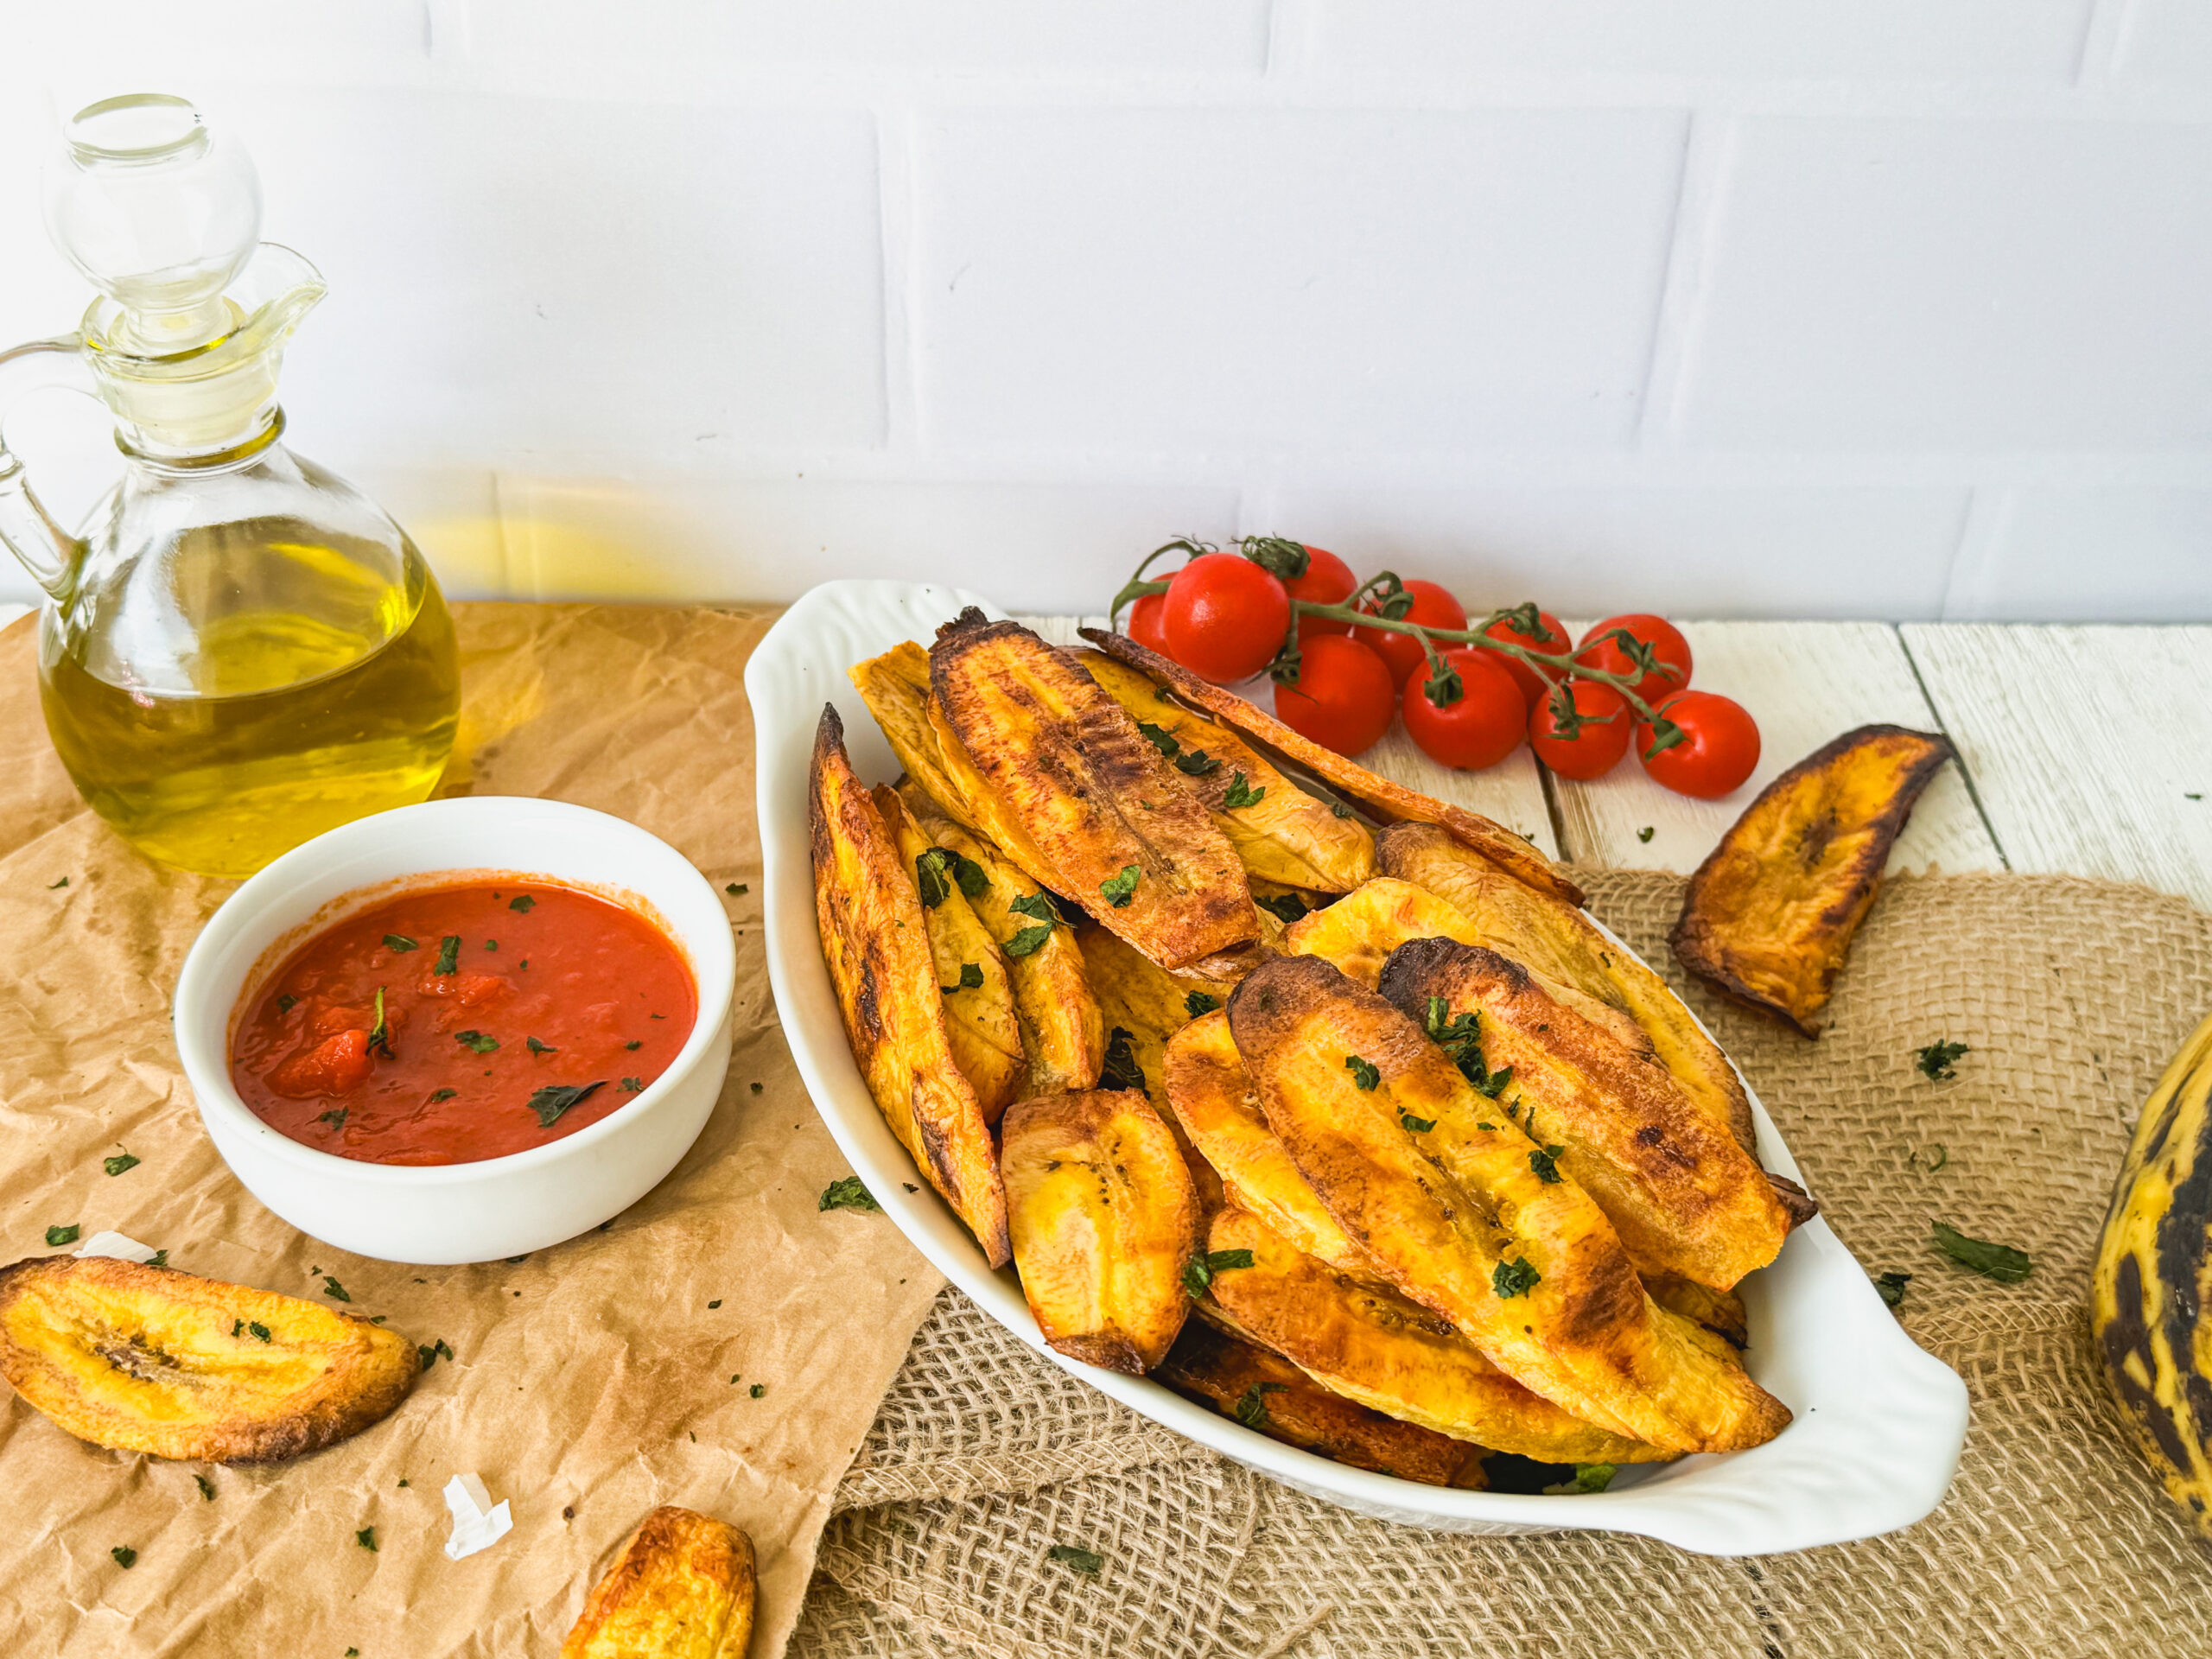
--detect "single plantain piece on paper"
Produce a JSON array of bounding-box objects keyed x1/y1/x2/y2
[
  {"x1": 900, "y1": 782, "x2": 1103, "y2": 1097},
  {"x1": 1001, "y1": 1090, "x2": 1202, "y2": 1374},
  {"x1": 561, "y1": 1504, "x2": 756, "y2": 1659},
  {"x1": 0, "y1": 1255, "x2": 416, "y2": 1463},
  {"x1": 1198, "y1": 1206, "x2": 1664, "y2": 1465},
  {"x1": 1228, "y1": 955, "x2": 1790, "y2": 1454},
  {"x1": 932, "y1": 611, "x2": 1261, "y2": 971},
  {"x1": 810, "y1": 705, "x2": 1010, "y2": 1267},
  {"x1": 1079, "y1": 626, "x2": 1583, "y2": 908},
  {"x1": 1075, "y1": 647, "x2": 1377, "y2": 893},
  {"x1": 875, "y1": 784, "x2": 1027, "y2": 1121},
  {"x1": 1376, "y1": 938, "x2": 1803, "y2": 1292},
  {"x1": 1378, "y1": 821, "x2": 1755, "y2": 1153},
  {"x1": 1672, "y1": 724, "x2": 1955, "y2": 1038},
  {"x1": 1156, "y1": 1315, "x2": 1491, "y2": 1488}
]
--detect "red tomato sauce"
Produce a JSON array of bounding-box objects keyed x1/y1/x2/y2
[{"x1": 231, "y1": 880, "x2": 696, "y2": 1166}]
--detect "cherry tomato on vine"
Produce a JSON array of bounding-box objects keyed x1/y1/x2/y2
[
  {"x1": 1273, "y1": 635, "x2": 1395, "y2": 756},
  {"x1": 1354, "y1": 580, "x2": 1468, "y2": 686},
  {"x1": 1484, "y1": 607, "x2": 1573, "y2": 711},
  {"x1": 1400, "y1": 648, "x2": 1524, "y2": 771},
  {"x1": 1575, "y1": 613, "x2": 1692, "y2": 706},
  {"x1": 1161, "y1": 552, "x2": 1291, "y2": 683},
  {"x1": 1529, "y1": 681, "x2": 1630, "y2": 780},
  {"x1": 1126, "y1": 592, "x2": 1172, "y2": 658},
  {"x1": 1284, "y1": 545, "x2": 1359, "y2": 642},
  {"x1": 1636, "y1": 690, "x2": 1759, "y2": 798}
]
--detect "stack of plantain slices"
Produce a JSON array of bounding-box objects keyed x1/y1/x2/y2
[{"x1": 814, "y1": 613, "x2": 1813, "y2": 1488}]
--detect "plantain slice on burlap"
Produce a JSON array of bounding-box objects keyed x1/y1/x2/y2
[
  {"x1": 931, "y1": 612, "x2": 1261, "y2": 972},
  {"x1": 899, "y1": 782, "x2": 1103, "y2": 1098},
  {"x1": 1157, "y1": 1316, "x2": 1491, "y2": 1488},
  {"x1": 1078, "y1": 626, "x2": 1583, "y2": 908},
  {"x1": 1226, "y1": 955, "x2": 1790, "y2": 1453},
  {"x1": 1001, "y1": 1090, "x2": 1201, "y2": 1375},
  {"x1": 875, "y1": 784, "x2": 1027, "y2": 1122},
  {"x1": 1671, "y1": 723, "x2": 1955, "y2": 1038},
  {"x1": 1378, "y1": 821, "x2": 1755, "y2": 1153},
  {"x1": 810, "y1": 706, "x2": 1010, "y2": 1267},
  {"x1": 0, "y1": 1256, "x2": 416, "y2": 1464},
  {"x1": 1197, "y1": 1207, "x2": 1664, "y2": 1465},
  {"x1": 1376, "y1": 937, "x2": 1801, "y2": 1292},
  {"x1": 561, "y1": 1504, "x2": 756, "y2": 1659},
  {"x1": 1075, "y1": 647, "x2": 1377, "y2": 894}
]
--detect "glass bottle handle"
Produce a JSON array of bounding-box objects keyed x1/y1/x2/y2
[{"x1": 0, "y1": 335, "x2": 97, "y2": 602}]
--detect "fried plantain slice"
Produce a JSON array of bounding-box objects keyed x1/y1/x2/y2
[
  {"x1": 1076, "y1": 648, "x2": 1377, "y2": 893},
  {"x1": 1379, "y1": 821, "x2": 1756, "y2": 1153},
  {"x1": 1376, "y1": 937, "x2": 1797, "y2": 1292},
  {"x1": 1079, "y1": 626, "x2": 1583, "y2": 907},
  {"x1": 1672, "y1": 725, "x2": 1955, "y2": 1037},
  {"x1": 901, "y1": 782, "x2": 1103, "y2": 1098},
  {"x1": 1228, "y1": 955, "x2": 1790, "y2": 1452},
  {"x1": 875, "y1": 784, "x2": 1027, "y2": 1121},
  {"x1": 1164, "y1": 1010, "x2": 1376, "y2": 1276},
  {"x1": 0, "y1": 1256, "x2": 415, "y2": 1463},
  {"x1": 1198, "y1": 1208, "x2": 1662, "y2": 1465},
  {"x1": 1001, "y1": 1090, "x2": 1202, "y2": 1374},
  {"x1": 931, "y1": 611, "x2": 1260, "y2": 971},
  {"x1": 810, "y1": 705, "x2": 1010, "y2": 1266},
  {"x1": 849, "y1": 640, "x2": 972, "y2": 827},
  {"x1": 1281, "y1": 877, "x2": 1483, "y2": 989},
  {"x1": 561, "y1": 1504, "x2": 756, "y2": 1659},
  {"x1": 1157, "y1": 1316, "x2": 1490, "y2": 1488},
  {"x1": 1077, "y1": 925, "x2": 1230, "y2": 1205},
  {"x1": 1647, "y1": 1274, "x2": 1750, "y2": 1357}
]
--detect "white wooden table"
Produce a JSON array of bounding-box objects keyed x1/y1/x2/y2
[{"x1": 8, "y1": 601, "x2": 2202, "y2": 909}]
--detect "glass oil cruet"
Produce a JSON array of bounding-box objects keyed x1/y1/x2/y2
[{"x1": 0, "y1": 94, "x2": 460, "y2": 879}]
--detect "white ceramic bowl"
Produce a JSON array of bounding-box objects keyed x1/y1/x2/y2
[
  {"x1": 174, "y1": 796, "x2": 735, "y2": 1265},
  {"x1": 750, "y1": 579, "x2": 1970, "y2": 1553}
]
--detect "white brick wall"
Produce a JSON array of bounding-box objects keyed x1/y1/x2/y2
[{"x1": 0, "y1": 2, "x2": 2206, "y2": 620}]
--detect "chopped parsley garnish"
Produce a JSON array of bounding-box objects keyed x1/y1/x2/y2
[
  {"x1": 364, "y1": 986, "x2": 395, "y2": 1060},
  {"x1": 146, "y1": 1250, "x2": 168, "y2": 1268},
  {"x1": 1529, "y1": 1144, "x2": 1566, "y2": 1185},
  {"x1": 383, "y1": 934, "x2": 417, "y2": 953},
  {"x1": 1874, "y1": 1270, "x2": 1911, "y2": 1309},
  {"x1": 527, "y1": 1082, "x2": 606, "y2": 1127},
  {"x1": 1173, "y1": 748, "x2": 1222, "y2": 777},
  {"x1": 428, "y1": 1089, "x2": 456, "y2": 1103},
  {"x1": 1100, "y1": 864, "x2": 1142, "y2": 908},
  {"x1": 527, "y1": 1036, "x2": 557, "y2": 1057},
  {"x1": 1542, "y1": 1464, "x2": 1617, "y2": 1496},
  {"x1": 1344, "y1": 1054, "x2": 1381, "y2": 1091},
  {"x1": 1331, "y1": 801, "x2": 1356, "y2": 819},
  {"x1": 1046, "y1": 1544, "x2": 1104, "y2": 1577},
  {"x1": 356, "y1": 1527, "x2": 377, "y2": 1552},
  {"x1": 1002, "y1": 891, "x2": 1059, "y2": 957},
  {"x1": 819, "y1": 1176, "x2": 880, "y2": 1213},
  {"x1": 276, "y1": 994, "x2": 299, "y2": 1014},
  {"x1": 626, "y1": 1039, "x2": 642, "y2": 1051},
  {"x1": 748, "y1": 1382, "x2": 766, "y2": 1398},
  {"x1": 727, "y1": 882, "x2": 748, "y2": 896},
  {"x1": 48, "y1": 876, "x2": 67, "y2": 889},
  {"x1": 321, "y1": 1275, "x2": 351, "y2": 1303},
  {"x1": 1477, "y1": 1122, "x2": 1495, "y2": 1133},
  {"x1": 45, "y1": 1224, "x2": 78, "y2": 1248},
  {"x1": 195, "y1": 1474, "x2": 215, "y2": 1501},
  {"x1": 1233, "y1": 1381, "x2": 1288, "y2": 1429},
  {"x1": 914, "y1": 849, "x2": 952, "y2": 908},
  {"x1": 434, "y1": 935, "x2": 461, "y2": 976},
  {"x1": 419, "y1": 1338, "x2": 454, "y2": 1371},
  {"x1": 1423, "y1": 996, "x2": 1511, "y2": 1096},
  {"x1": 1255, "y1": 891, "x2": 1308, "y2": 925},
  {"x1": 111, "y1": 1547, "x2": 137, "y2": 1569},
  {"x1": 1492, "y1": 1257, "x2": 1541, "y2": 1300},
  {"x1": 1099, "y1": 1027, "x2": 1146, "y2": 1094},
  {"x1": 620, "y1": 1077, "x2": 645, "y2": 1092},
  {"x1": 455, "y1": 1030, "x2": 499, "y2": 1053},
  {"x1": 248, "y1": 1322, "x2": 271, "y2": 1343},
  {"x1": 1181, "y1": 1248, "x2": 1256, "y2": 1298},
  {"x1": 1637, "y1": 826, "x2": 1655, "y2": 843},
  {"x1": 1009, "y1": 891, "x2": 1059, "y2": 925},
  {"x1": 942, "y1": 963, "x2": 984, "y2": 993},
  {"x1": 1223, "y1": 772, "x2": 1266, "y2": 810},
  {"x1": 484, "y1": 939, "x2": 496, "y2": 950},
  {"x1": 1916, "y1": 1039, "x2": 1969, "y2": 1081},
  {"x1": 1930, "y1": 1221, "x2": 2031, "y2": 1283},
  {"x1": 1185, "y1": 991, "x2": 1221, "y2": 1018},
  {"x1": 104, "y1": 1151, "x2": 139, "y2": 1177},
  {"x1": 319, "y1": 1108, "x2": 349, "y2": 1131},
  {"x1": 1137, "y1": 721, "x2": 1180, "y2": 758},
  {"x1": 1399, "y1": 1112, "x2": 1436, "y2": 1134},
  {"x1": 709, "y1": 1300, "x2": 721, "y2": 1309},
  {"x1": 509, "y1": 894, "x2": 535, "y2": 912}
]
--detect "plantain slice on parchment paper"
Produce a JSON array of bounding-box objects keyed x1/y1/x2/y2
[
  {"x1": 1001, "y1": 1090, "x2": 1202, "y2": 1375},
  {"x1": 810, "y1": 705, "x2": 1010, "y2": 1267},
  {"x1": 1671, "y1": 723, "x2": 1955, "y2": 1038},
  {"x1": 561, "y1": 1504, "x2": 756, "y2": 1659},
  {"x1": 1156, "y1": 1316, "x2": 1491, "y2": 1488},
  {"x1": 1227, "y1": 955, "x2": 1789, "y2": 1454},
  {"x1": 932, "y1": 611, "x2": 1260, "y2": 972},
  {"x1": 0, "y1": 1255, "x2": 416, "y2": 1463},
  {"x1": 1079, "y1": 626, "x2": 1584, "y2": 908},
  {"x1": 1376, "y1": 937, "x2": 1802, "y2": 1293},
  {"x1": 1197, "y1": 1207, "x2": 1662, "y2": 1465},
  {"x1": 1074, "y1": 647, "x2": 1377, "y2": 894}
]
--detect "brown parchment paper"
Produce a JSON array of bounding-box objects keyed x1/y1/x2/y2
[{"x1": 0, "y1": 603, "x2": 945, "y2": 1657}]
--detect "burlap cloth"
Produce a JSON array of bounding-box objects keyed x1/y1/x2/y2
[{"x1": 791, "y1": 869, "x2": 2212, "y2": 1659}]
